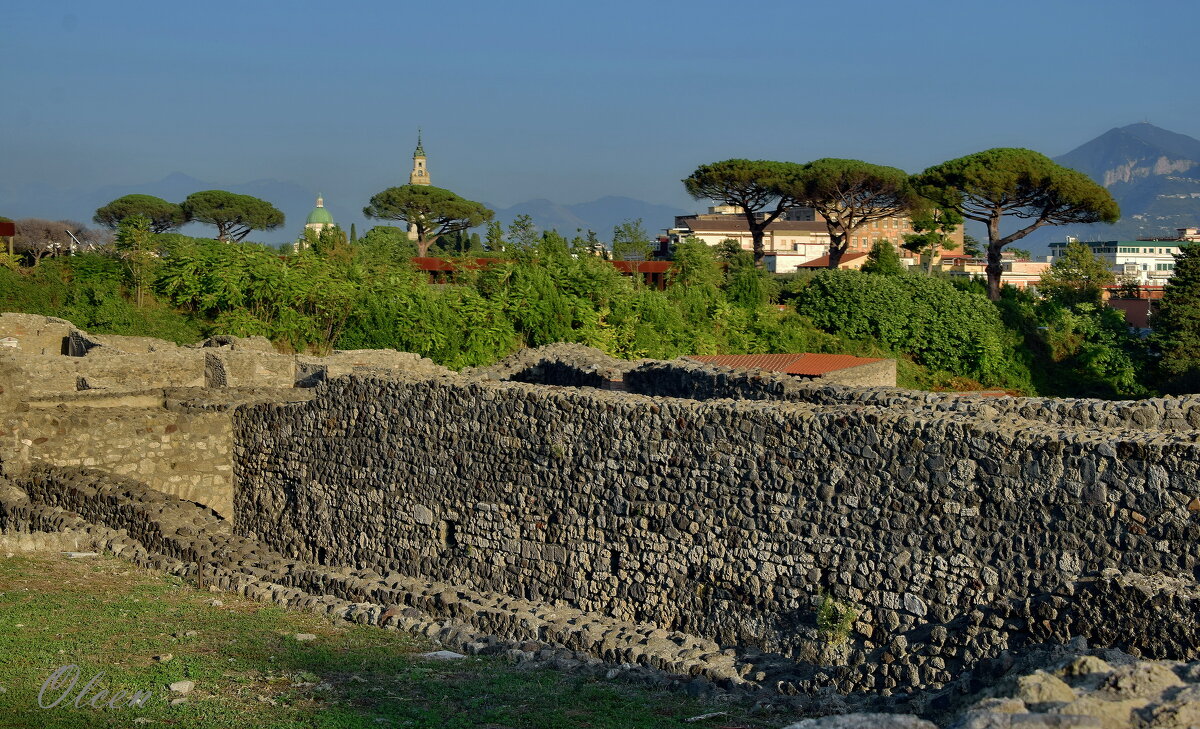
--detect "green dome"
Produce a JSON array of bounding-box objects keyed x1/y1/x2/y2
[
  {"x1": 306, "y1": 207, "x2": 334, "y2": 225},
  {"x1": 306, "y1": 195, "x2": 334, "y2": 225}
]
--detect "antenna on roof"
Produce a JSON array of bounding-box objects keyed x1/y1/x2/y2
[{"x1": 65, "y1": 229, "x2": 84, "y2": 254}]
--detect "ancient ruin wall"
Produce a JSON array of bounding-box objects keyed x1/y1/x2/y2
[
  {"x1": 1, "y1": 404, "x2": 235, "y2": 516},
  {"x1": 233, "y1": 372, "x2": 1200, "y2": 663},
  {"x1": 501, "y1": 350, "x2": 1200, "y2": 433}
]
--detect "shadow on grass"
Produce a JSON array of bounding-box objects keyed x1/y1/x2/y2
[{"x1": 0, "y1": 554, "x2": 767, "y2": 729}]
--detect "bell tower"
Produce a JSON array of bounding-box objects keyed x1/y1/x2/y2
[{"x1": 409, "y1": 130, "x2": 430, "y2": 186}]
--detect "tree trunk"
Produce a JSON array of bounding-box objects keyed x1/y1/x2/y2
[
  {"x1": 986, "y1": 217, "x2": 1003, "y2": 301},
  {"x1": 827, "y1": 231, "x2": 848, "y2": 269}
]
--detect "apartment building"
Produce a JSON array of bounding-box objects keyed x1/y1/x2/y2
[
  {"x1": 668, "y1": 206, "x2": 964, "y2": 272},
  {"x1": 1049, "y1": 238, "x2": 1183, "y2": 285},
  {"x1": 934, "y1": 254, "x2": 1050, "y2": 289},
  {"x1": 668, "y1": 209, "x2": 832, "y2": 273}
]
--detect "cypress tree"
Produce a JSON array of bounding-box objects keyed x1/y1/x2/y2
[
  {"x1": 861, "y1": 239, "x2": 905, "y2": 276},
  {"x1": 1150, "y1": 243, "x2": 1200, "y2": 391}
]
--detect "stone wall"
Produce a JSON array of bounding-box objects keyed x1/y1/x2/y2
[
  {"x1": 1, "y1": 402, "x2": 236, "y2": 516},
  {"x1": 0, "y1": 312, "x2": 73, "y2": 355},
  {"x1": 496, "y1": 347, "x2": 1200, "y2": 434},
  {"x1": 0, "y1": 313, "x2": 449, "y2": 407},
  {"x1": 807, "y1": 358, "x2": 897, "y2": 387},
  {"x1": 11, "y1": 324, "x2": 1200, "y2": 699},
  {"x1": 0, "y1": 465, "x2": 752, "y2": 691},
  {"x1": 232, "y1": 369, "x2": 1200, "y2": 694}
]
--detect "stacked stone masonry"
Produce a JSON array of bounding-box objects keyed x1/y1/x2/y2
[
  {"x1": 235, "y1": 351, "x2": 1200, "y2": 695},
  {"x1": 0, "y1": 314, "x2": 443, "y2": 517}
]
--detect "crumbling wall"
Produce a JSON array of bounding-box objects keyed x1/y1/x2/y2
[{"x1": 0, "y1": 313, "x2": 72, "y2": 355}]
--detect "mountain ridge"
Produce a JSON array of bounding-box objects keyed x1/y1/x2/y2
[
  {"x1": 1022, "y1": 122, "x2": 1200, "y2": 249},
  {"x1": 486, "y1": 196, "x2": 688, "y2": 239}
]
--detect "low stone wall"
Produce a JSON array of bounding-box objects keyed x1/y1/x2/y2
[
  {"x1": 232, "y1": 369, "x2": 1200, "y2": 694},
  {"x1": 498, "y1": 346, "x2": 1200, "y2": 434},
  {"x1": 0, "y1": 313, "x2": 450, "y2": 406},
  {"x1": 0, "y1": 466, "x2": 751, "y2": 689}
]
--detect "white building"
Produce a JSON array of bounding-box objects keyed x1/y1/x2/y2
[
  {"x1": 1049, "y1": 237, "x2": 1183, "y2": 285},
  {"x1": 668, "y1": 208, "x2": 832, "y2": 272},
  {"x1": 668, "y1": 205, "x2": 957, "y2": 272}
]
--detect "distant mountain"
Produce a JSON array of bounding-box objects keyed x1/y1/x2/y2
[
  {"x1": 489, "y1": 199, "x2": 590, "y2": 235},
  {"x1": 1021, "y1": 123, "x2": 1200, "y2": 249},
  {"x1": 490, "y1": 195, "x2": 689, "y2": 240}
]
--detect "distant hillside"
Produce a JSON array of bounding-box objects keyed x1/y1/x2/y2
[
  {"x1": 489, "y1": 196, "x2": 688, "y2": 240},
  {"x1": 1021, "y1": 123, "x2": 1200, "y2": 249}
]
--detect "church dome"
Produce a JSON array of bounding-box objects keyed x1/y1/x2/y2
[{"x1": 306, "y1": 195, "x2": 334, "y2": 225}]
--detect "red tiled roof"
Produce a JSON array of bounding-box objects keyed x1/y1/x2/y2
[
  {"x1": 409, "y1": 257, "x2": 673, "y2": 274},
  {"x1": 411, "y1": 257, "x2": 494, "y2": 271},
  {"x1": 610, "y1": 260, "x2": 673, "y2": 273},
  {"x1": 685, "y1": 353, "x2": 884, "y2": 376},
  {"x1": 795, "y1": 252, "x2": 869, "y2": 269}
]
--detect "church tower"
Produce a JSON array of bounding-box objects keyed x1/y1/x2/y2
[
  {"x1": 408, "y1": 131, "x2": 429, "y2": 242},
  {"x1": 409, "y1": 131, "x2": 430, "y2": 186}
]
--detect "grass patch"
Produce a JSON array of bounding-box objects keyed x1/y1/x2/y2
[{"x1": 0, "y1": 552, "x2": 767, "y2": 728}]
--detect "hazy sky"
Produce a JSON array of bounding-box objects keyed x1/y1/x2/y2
[{"x1": 4, "y1": 0, "x2": 1199, "y2": 215}]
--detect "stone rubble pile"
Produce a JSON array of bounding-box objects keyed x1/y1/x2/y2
[{"x1": 784, "y1": 645, "x2": 1200, "y2": 728}]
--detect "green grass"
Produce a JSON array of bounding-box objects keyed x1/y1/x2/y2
[{"x1": 0, "y1": 553, "x2": 767, "y2": 728}]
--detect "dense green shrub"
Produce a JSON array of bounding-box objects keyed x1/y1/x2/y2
[
  {"x1": 0, "y1": 230, "x2": 1163, "y2": 397},
  {"x1": 155, "y1": 236, "x2": 356, "y2": 352},
  {"x1": 0, "y1": 255, "x2": 202, "y2": 343},
  {"x1": 793, "y1": 269, "x2": 1032, "y2": 389},
  {"x1": 996, "y1": 287, "x2": 1149, "y2": 399}
]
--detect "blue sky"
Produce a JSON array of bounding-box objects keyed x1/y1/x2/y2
[{"x1": 3, "y1": 0, "x2": 1199, "y2": 220}]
